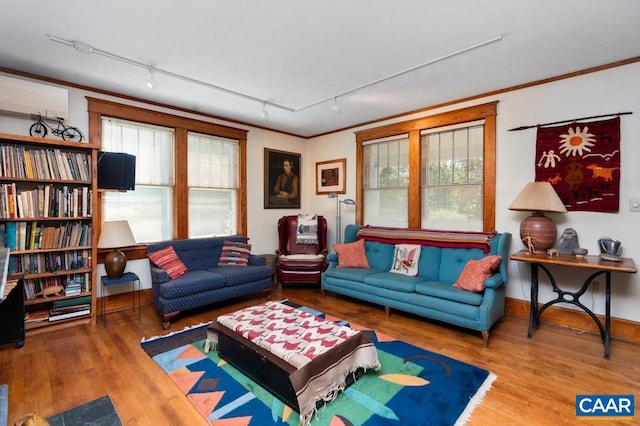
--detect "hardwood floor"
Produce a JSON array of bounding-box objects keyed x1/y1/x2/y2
[{"x1": 2, "y1": 285, "x2": 638, "y2": 425}]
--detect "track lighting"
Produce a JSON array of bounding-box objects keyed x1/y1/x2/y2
[
  {"x1": 47, "y1": 34, "x2": 502, "y2": 114},
  {"x1": 331, "y1": 97, "x2": 342, "y2": 114},
  {"x1": 71, "y1": 40, "x2": 93, "y2": 54},
  {"x1": 146, "y1": 69, "x2": 157, "y2": 89}
]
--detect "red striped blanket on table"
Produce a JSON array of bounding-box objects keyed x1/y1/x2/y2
[{"x1": 207, "y1": 301, "x2": 380, "y2": 426}]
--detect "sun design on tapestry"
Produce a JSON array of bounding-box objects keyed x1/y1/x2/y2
[{"x1": 558, "y1": 126, "x2": 596, "y2": 157}]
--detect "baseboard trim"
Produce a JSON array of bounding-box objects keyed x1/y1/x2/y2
[{"x1": 505, "y1": 297, "x2": 640, "y2": 343}]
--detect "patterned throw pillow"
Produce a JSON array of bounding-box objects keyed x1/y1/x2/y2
[
  {"x1": 218, "y1": 241, "x2": 252, "y2": 266},
  {"x1": 389, "y1": 244, "x2": 421, "y2": 276},
  {"x1": 333, "y1": 239, "x2": 370, "y2": 268},
  {"x1": 148, "y1": 245, "x2": 188, "y2": 279},
  {"x1": 453, "y1": 255, "x2": 502, "y2": 292}
]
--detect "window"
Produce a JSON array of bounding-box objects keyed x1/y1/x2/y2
[
  {"x1": 421, "y1": 122, "x2": 484, "y2": 231},
  {"x1": 88, "y1": 97, "x2": 248, "y2": 243},
  {"x1": 362, "y1": 136, "x2": 409, "y2": 227},
  {"x1": 188, "y1": 132, "x2": 239, "y2": 237},
  {"x1": 101, "y1": 118, "x2": 175, "y2": 242},
  {"x1": 355, "y1": 102, "x2": 497, "y2": 232}
]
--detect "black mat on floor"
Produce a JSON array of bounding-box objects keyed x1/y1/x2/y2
[{"x1": 47, "y1": 395, "x2": 122, "y2": 426}]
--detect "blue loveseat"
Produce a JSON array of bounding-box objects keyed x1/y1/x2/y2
[
  {"x1": 147, "y1": 236, "x2": 273, "y2": 329},
  {"x1": 321, "y1": 225, "x2": 512, "y2": 346}
]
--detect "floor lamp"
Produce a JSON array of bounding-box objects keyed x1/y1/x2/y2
[{"x1": 328, "y1": 193, "x2": 356, "y2": 244}]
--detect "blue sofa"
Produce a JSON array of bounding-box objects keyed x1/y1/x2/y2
[
  {"x1": 321, "y1": 225, "x2": 512, "y2": 346},
  {"x1": 147, "y1": 236, "x2": 273, "y2": 329}
]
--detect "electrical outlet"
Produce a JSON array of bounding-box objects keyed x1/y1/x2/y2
[{"x1": 590, "y1": 280, "x2": 600, "y2": 293}]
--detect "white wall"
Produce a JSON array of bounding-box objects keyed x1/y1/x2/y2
[
  {"x1": 2, "y1": 62, "x2": 639, "y2": 323},
  {"x1": 0, "y1": 74, "x2": 310, "y2": 293},
  {"x1": 306, "y1": 62, "x2": 640, "y2": 323}
]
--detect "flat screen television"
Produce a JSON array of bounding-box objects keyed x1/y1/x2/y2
[{"x1": 97, "y1": 151, "x2": 136, "y2": 191}]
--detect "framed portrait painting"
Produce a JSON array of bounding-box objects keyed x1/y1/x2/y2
[
  {"x1": 264, "y1": 148, "x2": 301, "y2": 209},
  {"x1": 316, "y1": 158, "x2": 346, "y2": 195}
]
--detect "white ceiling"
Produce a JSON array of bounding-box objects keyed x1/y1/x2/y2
[{"x1": 1, "y1": 1, "x2": 639, "y2": 137}]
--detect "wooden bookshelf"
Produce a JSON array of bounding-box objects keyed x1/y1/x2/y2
[{"x1": 0, "y1": 132, "x2": 98, "y2": 330}]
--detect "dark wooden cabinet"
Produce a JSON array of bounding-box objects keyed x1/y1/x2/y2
[{"x1": 0, "y1": 275, "x2": 25, "y2": 348}]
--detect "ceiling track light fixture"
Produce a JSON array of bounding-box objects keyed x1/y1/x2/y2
[
  {"x1": 331, "y1": 97, "x2": 342, "y2": 114},
  {"x1": 146, "y1": 69, "x2": 157, "y2": 89},
  {"x1": 47, "y1": 34, "x2": 294, "y2": 113},
  {"x1": 47, "y1": 34, "x2": 502, "y2": 114}
]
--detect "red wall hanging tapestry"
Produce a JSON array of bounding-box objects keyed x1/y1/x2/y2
[{"x1": 535, "y1": 116, "x2": 620, "y2": 213}]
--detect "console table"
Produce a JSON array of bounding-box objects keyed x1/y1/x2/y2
[{"x1": 510, "y1": 250, "x2": 637, "y2": 359}]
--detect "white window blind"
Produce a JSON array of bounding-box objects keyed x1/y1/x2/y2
[
  {"x1": 420, "y1": 123, "x2": 484, "y2": 231},
  {"x1": 101, "y1": 118, "x2": 175, "y2": 242},
  {"x1": 362, "y1": 135, "x2": 409, "y2": 227},
  {"x1": 187, "y1": 132, "x2": 239, "y2": 237}
]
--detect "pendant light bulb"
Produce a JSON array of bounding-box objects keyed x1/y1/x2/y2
[{"x1": 260, "y1": 103, "x2": 269, "y2": 119}]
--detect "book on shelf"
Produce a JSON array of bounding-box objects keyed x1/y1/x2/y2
[
  {"x1": 52, "y1": 296, "x2": 92, "y2": 309},
  {"x1": 50, "y1": 303, "x2": 91, "y2": 315},
  {"x1": 25, "y1": 309, "x2": 49, "y2": 323},
  {"x1": 5, "y1": 222, "x2": 16, "y2": 250},
  {"x1": 48, "y1": 308, "x2": 90, "y2": 322}
]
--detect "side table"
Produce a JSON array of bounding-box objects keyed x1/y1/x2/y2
[
  {"x1": 100, "y1": 272, "x2": 141, "y2": 326},
  {"x1": 510, "y1": 250, "x2": 637, "y2": 359},
  {"x1": 260, "y1": 253, "x2": 277, "y2": 283}
]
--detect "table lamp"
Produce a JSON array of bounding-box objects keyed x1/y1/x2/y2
[
  {"x1": 97, "y1": 220, "x2": 136, "y2": 279},
  {"x1": 509, "y1": 182, "x2": 567, "y2": 253}
]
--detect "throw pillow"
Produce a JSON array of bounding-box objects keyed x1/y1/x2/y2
[
  {"x1": 453, "y1": 255, "x2": 502, "y2": 292},
  {"x1": 389, "y1": 244, "x2": 421, "y2": 276},
  {"x1": 148, "y1": 245, "x2": 188, "y2": 279},
  {"x1": 218, "y1": 241, "x2": 252, "y2": 266},
  {"x1": 333, "y1": 239, "x2": 370, "y2": 268}
]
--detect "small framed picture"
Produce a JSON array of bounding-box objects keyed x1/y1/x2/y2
[
  {"x1": 264, "y1": 148, "x2": 301, "y2": 209},
  {"x1": 316, "y1": 158, "x2": 346, "y2": 195}
]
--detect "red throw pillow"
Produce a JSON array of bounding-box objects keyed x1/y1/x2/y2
[
  {"x1": 453, "y1": 255, "x2": 502, "y2": 292},
  {"x1": 218, "y1": 241, "x2": 252, "y2": 266},
  {"x1": 333, "y1": 239, "x2": 370, "y2": 268},
  {"x1": 148, "y1": 245, "x2": 188, "y2": 279}
]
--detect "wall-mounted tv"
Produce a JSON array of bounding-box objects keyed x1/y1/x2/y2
[{"x1": 97, "y1": 151, "x2": 136, "y2": 191}]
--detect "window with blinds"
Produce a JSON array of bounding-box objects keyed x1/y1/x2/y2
[
  {"x1": 101, "y1": 118, "x2": 175, "y2": 242},
  {"x1": 420, "y1": 122, "x2": 484, "y2": 231},
  {"x1": 362, "y1": 135, "x2": 409, "y2": 227},
  {"x1": 188, "y1": 132, "x2": 239, "y2": 237}
]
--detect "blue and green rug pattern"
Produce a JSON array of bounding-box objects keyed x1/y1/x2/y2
[{"x1": 141, "y1": 312, "x2": 495, "y2": 425}]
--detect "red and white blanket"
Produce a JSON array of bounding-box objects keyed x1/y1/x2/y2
[{"x1": 213, "y1": 301, "x2": 380, "y2": 425}]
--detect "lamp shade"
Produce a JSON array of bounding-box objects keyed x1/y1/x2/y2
[
  {"x1": 97, "y1": 220, "x2": 136, "y2": 279},
  {"x1": 509, "y1": 182, "x2": 567, "y2": 253},
  {"x1": 97, "y1": 220, "x2": 136, "y2": 248},
  {"x1": 508, "y1": 182, "x2": 567, "y2": 213}
]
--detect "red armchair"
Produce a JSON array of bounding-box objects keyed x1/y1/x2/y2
[{"x1": 276, "y1": 215, "x2": 328, "y2": 285}]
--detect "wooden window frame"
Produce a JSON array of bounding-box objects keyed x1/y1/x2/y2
[
  {"x1": 87, "y1": 97, "x2": 248, "y2": 250},
  {"x1": 355, "y1": 102, "x2": 497, "y2": 232}
]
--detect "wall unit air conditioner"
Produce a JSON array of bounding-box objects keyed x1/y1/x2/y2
[{"x1": 0, "y1": 74, "x2": 69, "y2": 120}]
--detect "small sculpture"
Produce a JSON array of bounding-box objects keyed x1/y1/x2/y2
[
  {"x1": 522, "y1": 234, "x2": 539, "y2": 253},
  {"x1": 547, "y1": 248, "x2": 559, "y2": 256},
  {"x1": 35, "y1": 285, "x2": 64, "y2": 298},
  {"x1": 557, "y1": 228, "x2": 580, "y2": 255}
]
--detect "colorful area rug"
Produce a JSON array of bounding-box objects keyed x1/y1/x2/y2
[{"x1": 141, "y1": 309, "x2": 496, "y2": 426}]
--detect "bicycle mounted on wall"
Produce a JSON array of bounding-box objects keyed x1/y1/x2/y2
[{"x1": 29, "y1": 114, "x2": 84, "y2": 142}]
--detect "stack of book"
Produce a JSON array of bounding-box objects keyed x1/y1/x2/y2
[
  {"x1": 48, "y1": 296, "x2": 91, "y2": 322},
  {"x1": 65, "y1": 279, "x2": 82, "y2": 296}
]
